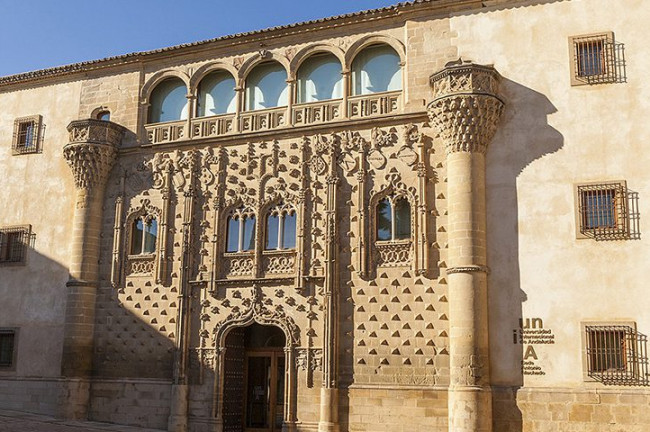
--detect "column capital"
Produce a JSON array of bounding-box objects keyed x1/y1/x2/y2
[
  {"x1": 64, "y1": 119, "x2": 124, "y2": 192},
  {"x1": 427, "y1": 59, "x2": 505, "y2": 154}
]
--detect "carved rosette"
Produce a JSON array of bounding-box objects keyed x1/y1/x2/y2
[
  {"x1": 427, "y1": 60, "x2": 504, "y2": 154},
  {"x1": 64, "y1": 119, "x2": 124, "y2": 192}
]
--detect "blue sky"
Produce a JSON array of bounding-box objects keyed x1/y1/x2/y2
[{"x1": 0, "y1": 0, "x2": 400, "y2": 77}]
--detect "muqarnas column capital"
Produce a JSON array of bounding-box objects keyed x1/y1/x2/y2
[
  {"x1": 63, "y1": 119, "x2": 125, "y2": 192},
  {"x1": 427, "y1": 59, "x2": 505, "y2": 154}
]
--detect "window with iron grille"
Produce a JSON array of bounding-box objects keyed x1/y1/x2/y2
[
  {"x1": 576, "y1": 181, "x2": 628, "y2": 240},
  {"x1": 570, "y1": 32, "x2": 624, "y2": 85},
  {"x1": 12, "y1": 115, "x2": 43, "y2": 155},
  {"x1": 0, "y1": 225, "x2": 31, "y2": 265},
  {"x1": 585, "y1": 324, "x2": 649, "y2": 386},
  {"x1": 0, "y1": 330, "x2": 16, "y2": 368}
]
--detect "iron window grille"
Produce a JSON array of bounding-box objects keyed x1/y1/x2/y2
[
  {"x1": 571, "y1": 33, "x2": 624, "y2": 85},
  {"x1": 585, "y1": 325, "x2": 649, "y2": 386},
  {"x1": 0, "y1": 330, "x2": 16, "y2": 368},
  {"x1": 0, "y1": 225, "x2": 32, "y2": 265},
  {"x1": 577, "y1": 182, "x2": 628, "y2": 240},
  {"x1": 12, "y1": 115, "x2": 43, "y2": 155}
]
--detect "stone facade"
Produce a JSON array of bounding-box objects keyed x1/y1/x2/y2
[{"x1": 1, "y1": 1, "x2": 650, "y2": 431}]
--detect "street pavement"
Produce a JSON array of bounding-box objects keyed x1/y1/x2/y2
[{"x1": 0, "y1": 409, "x2": 164, "y2": 432}]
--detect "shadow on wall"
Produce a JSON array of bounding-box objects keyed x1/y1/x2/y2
[
  {"x1": 0, "y1": 245, "x2": 69, "y2": 417},
  {"x1": 486, "y1": 78, "x2": 564, "y2": 432}
]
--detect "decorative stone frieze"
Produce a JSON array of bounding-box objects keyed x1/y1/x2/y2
[{"x1": 427, "y1": 60, "x2": 504, "y2": 154}]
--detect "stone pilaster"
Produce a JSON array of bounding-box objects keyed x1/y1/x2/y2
[
  {"x1": 60, "y1": 119, "x2": 123, "y2": 418},
  {"x1": 428, "y1": 60, "x2": 504, "y2": 432}
]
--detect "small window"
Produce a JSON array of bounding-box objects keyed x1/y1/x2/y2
[
  {"x1": 0, "y1": 225, "x2": 31, "y2": 265},
  {"x1": 96, "y1": 110, "x2": 111, "y2": 121},
  {"x1": 296, "y1": 53, "x2": 343, "y2": 103},
  {"x1": 12, "y1": 115, "x2": 43, "y2": 155},
  {"x1": 226, "y1": 207, "x2": 256, "y2": 252},
  {"x1": 585, "y1": 324, "x2": 649, "y2": 386},
  {"x1": 148, "y1": 78, "x2": 188, "y2": 123},
  {"x1": 576, "y1": 181, "x2": 628, "y2": 239},
  {"x1": 376, "y1": 197, "x2": 411, "y2": 242},
  {"x1": 245, "y1": 62, "x2": 288, "y2": 111},
  {"x1": 0, "y1": 330, "x2": 16, "y2": 368},
  {"x1": 197, "y1": 71, "x2": 237, "y2": 116},
  {"x1": 351, "y1": 45, "x2": 402, "y2": 96},
  {"x1": 130, "y1": 216, "x2": 157, "y2": 255},
  {"x1": 265, "y1": 204, "x2": 297, "y2": 250},
  {"x1": 570, "y1": 32, "x2": 623, "y2": 85}
]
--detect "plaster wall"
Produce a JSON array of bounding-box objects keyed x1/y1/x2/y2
[
  {"x1": 448, "y1": 0, "x2": 650, "y2": 421},
  {"x1": 0, "y1": 81, "x2": 82, "y2": 378}
]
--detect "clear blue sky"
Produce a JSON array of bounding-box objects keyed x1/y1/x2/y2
[{"x1": 0, "y1": 0, "x2": 401, "y2": 77}]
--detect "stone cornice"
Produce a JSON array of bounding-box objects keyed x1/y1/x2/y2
[{"x1": 0, "y1": 0, "x2": 527, "y2": 88}]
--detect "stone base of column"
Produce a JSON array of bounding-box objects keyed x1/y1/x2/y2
[
  {"x1": 318, "y1": 387, "x2": 339, "y2": 432},
  {"x1": 168, "y1": 383, "x2": 189, "y2": 432},
  {"x1": 59, "y1": 378, "x2": 91, "y2": 420},
  {"x1": 448, "y1": 386, "x2": 493, "y2": 432}
]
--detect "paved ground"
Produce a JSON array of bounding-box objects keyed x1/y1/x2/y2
[{"x1": 0, "y1": 409, "x2": 164, "y2": 432}]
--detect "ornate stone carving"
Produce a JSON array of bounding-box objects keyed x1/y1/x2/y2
[
  {"x1": 427, "y1": 60, "x2": 505, "y2": 154},
  {"x1": 64, "y1": 120, "x2": 123, "y2": 192},
  {"x1": 213, "y1": 285, "x2": 300, "y2": 347},
  {"x1": 376, "y1": 241, "x2": 412, "y2": 267}
]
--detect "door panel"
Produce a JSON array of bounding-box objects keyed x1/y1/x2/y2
[{"x1": 244, "y1": 352, "x2": 285, "y2": 432}]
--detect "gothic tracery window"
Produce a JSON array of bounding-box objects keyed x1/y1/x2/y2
[
  {"x1": 376, "y1": 196, "x2": 411, "y2": 242},
  {"x1": 226, "y1": 207, "x2": 256, "y2": 253},
  {"x1": 130, "y1": 215, "x2": 158, "y2": 255},
  {"x1": 265, "y1": 203, "x2": 297, "y2": 250}
]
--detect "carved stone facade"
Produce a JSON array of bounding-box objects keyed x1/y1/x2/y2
[{"x1": 2, "y1": 1, "x2": 650, "y2": 432}]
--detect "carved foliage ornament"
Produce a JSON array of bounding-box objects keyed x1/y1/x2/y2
[
  {"x1": 63, "y1": 143, "x2": 118, "y2": 191},
  {"x1": 213, "y1": 285, "x2": 300, "y2": 347},
  {"x1": 427, "y1": 60, "x2": 505, "y2": 155}
]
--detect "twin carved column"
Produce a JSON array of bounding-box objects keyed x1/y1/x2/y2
[
  {"x1": 61, "y1": 119, "x2": 124, "y2": 418},
  {"x1": 428, "y1": 60, "x2": 504, "y2": 432}
]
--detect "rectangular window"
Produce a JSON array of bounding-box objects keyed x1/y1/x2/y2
[
  {"x1": 576, "y1": 181, "x2": 628, "y2": 239},
  {"x1": 570, "y1": 32, "x2": 622, "y2": 85},
  {"x1": 0, "y1": 330, "x2": 16, "y2": 368},
  {"x1": 12, "y1": 115, "x2": 43, "y2": 155},
  {"x1": 585, "y1": 324, "x2": 649, "y2": 386},
  {"x1": 0, "y1": 225, "x2": 31, "y2": 265}
]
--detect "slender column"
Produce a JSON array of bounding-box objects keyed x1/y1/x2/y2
[
  {"x1": 427, "y1": 60, "x2": 504, "y2": 432},
  {"x1": 61, "y1": 119, "x2": 124, "y2": 418},
  {"x1": 319, "y1": 136, "x2": 340, "y2": 432}
]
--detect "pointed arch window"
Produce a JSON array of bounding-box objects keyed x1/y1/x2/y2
[
  {"x1": 376, "y1": 197, "x2": 411, "y2": 241},
  {"x1": 265, "y1": 204, "x2": 297, "y2": 250},
  {"x1": 131, "y1": 215, "x2": 158, "y2": 255},
  {"x1": 226, "y1": 207, "x2": 256, "y2": 253},
  {"x1": 351, "y1": 44, "x2": 402, "y2": 96}
]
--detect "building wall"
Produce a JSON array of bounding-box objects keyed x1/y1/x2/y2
[
  {"x1": 0, "y1": 1, "x2": 649, "y2": 431},
  {"x1": 0, "y1": 80, "x2": 83, "y2": 413}
]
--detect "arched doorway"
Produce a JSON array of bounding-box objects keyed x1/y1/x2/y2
[{"x1": 223, "y1": 324, "x2": 286, "y2": 432}]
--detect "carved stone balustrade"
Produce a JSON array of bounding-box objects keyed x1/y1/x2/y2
[
  {"x1": 145, "y1": 119, "x2": 186, "y2": 145},
  {"x1": 348, "y1": 90, "x2": 400, "y2": 119},
  {"x1": 375, "y1": 240, "x2": 412, "y2": 267},
  {"x1": 191, "y1": 113, "x2": 235, "y2": 139},
  {"x1": 262, "y1": 250, "x2": 297, "y2": 275},
  {"x1": 223, "y1": 252, "x2": 255, "y2": 278},
  {"x1": 292, "y1": 100, "x2": 342, "y2": 126},
  {"x1": 240, "y1": 106, "x2": 287, "y2": 133}
]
